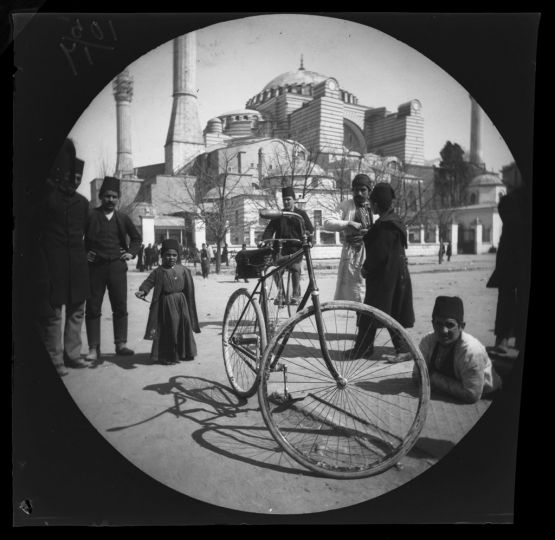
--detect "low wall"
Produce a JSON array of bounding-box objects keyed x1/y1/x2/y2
[{"x1": 406, "y1": 243, "x2": 441, "y2": 257}]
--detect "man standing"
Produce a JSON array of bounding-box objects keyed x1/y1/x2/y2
[
  {"x1": 351, "y1": 182, "x2": 414, "y2": 359},
  {"x1": 262, "y1": 186, "x2": 314, "y2": 305},
  {"x1": 35, "y1": 139, "x2": 90, "y2": 376},
  {"x1": 324, "y1": 174, "x2": 373, "y2": 303},
  {"x1": 85, "y1": 176, "x2": 142, "y2": 361}
]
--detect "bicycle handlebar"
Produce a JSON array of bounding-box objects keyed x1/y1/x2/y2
[
  {"x1": 259, "y1": 238, "x2": 303, "y2": 246},
  {"x1": 259, "y1": 209, "x2": 282, "y2": 220}
]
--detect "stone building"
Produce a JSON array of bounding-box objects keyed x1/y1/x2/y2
[{"x1": 90, "y1": 33, "x2": 428, "y2": 255}]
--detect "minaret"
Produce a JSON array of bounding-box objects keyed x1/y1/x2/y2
[
  {"x1": 469, "y1": 95, "x2": 485, "y2": 169},
  {"x1": 113, "y1": 69, "x2": 134, "y2": 178},
  {"x1": 164, "y1": 32, "x2": 205, "y2": 175}
]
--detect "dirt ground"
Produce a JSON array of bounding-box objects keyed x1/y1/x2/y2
[{"x1": 61, "y1": 254, "x2": 501, "y2": 515}]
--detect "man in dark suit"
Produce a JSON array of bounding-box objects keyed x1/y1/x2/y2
[
  {"x1": 262, "y1": 186, "x2": 314, "y2": 304},
  {"x1": 84, "y1": 176, "x2": 142, "y2": 361},
  {"x1": 35, "y1": 139, "x2": 90, "y2": 376}
]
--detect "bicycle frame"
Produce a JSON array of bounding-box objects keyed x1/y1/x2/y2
[{"x1": 229, "y1": 211, "x2": 343, "y2": 383}]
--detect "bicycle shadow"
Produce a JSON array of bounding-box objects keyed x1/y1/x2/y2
[
  {"x1": 87, "y1": 352, "x2": 154, "y2": 370},
  {"x1": 106, "y1": 375, "x2": 320, "y2": 476}
]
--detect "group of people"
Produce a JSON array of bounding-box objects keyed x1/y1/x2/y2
[
  {"x1": 35, "y1": 139, "x2": 521, "y2": 406},
  {"x1": 35, "y1": 139, "x2": 200, "y2": 376},
  {"x1": 137, "y1": 243, "x2": 161, "y2": 271},
  {"x1": 438, "y1": 241, "x2": 452, "y2": 264}
]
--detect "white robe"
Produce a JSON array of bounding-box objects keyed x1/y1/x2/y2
[{"x1": 324, "y1": 199, "x2": 373, "y2": 303}]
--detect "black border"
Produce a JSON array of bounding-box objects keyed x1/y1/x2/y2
[{"x1": 11, "y1": 10, "x2": 540, "y2": 525}]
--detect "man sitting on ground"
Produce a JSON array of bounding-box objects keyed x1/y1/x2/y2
[{"x1": 415, "y1": 296, "x2": 502, "y2": 404}]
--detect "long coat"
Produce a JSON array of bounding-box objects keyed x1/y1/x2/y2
[
  {"x1": 487, "y1": 185, "x2": 530, "y2": 289},
  {"x1": 35, "y1": 188, "x2": 90, "y2": 307},
  {"x1": 362, "y1": 209, "x2": 414, "y2": 328},
  {"x1": 139, "y1": 264, "x2": 200, "y2": 340},
  {"x1": 324, "y1": 199, "x2": 374, "y2": 303}
]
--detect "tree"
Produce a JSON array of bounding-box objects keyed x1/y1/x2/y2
[{"x1": 433, "y1": 141, "x2": 474, "y2": 209}]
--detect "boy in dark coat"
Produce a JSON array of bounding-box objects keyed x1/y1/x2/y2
[
  {"x1": 35, "y1": 139, "x2": 90, "y2": 376},
  {"x1": 84, "y1": 176, "x2": 142, "y2": 361},
  {"x1": 136, "y1": 239, "x2": 200, "y2": 364},
  {"x1": 350, "y1": 182, "x2": 415, "y2": 358}
]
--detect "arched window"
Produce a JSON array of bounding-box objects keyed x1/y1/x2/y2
[{"x1": 469, "y1": 192, "x2": 477, "y2": 205}]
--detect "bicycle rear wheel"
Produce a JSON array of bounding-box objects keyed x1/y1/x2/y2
[
  {"x1": 222, "y1": 288, "x2": 267, "y2": 398},
  {"x1": 257, "y1": 301, "x2": 430, "y2": 479}
]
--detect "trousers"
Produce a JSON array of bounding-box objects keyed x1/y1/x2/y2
[
  {"x1": 37, "y1": 301, "x2": 85, "y2": 367},
  {"x1": 275, "y1": 256, "x2": 302, "y2": 299},
  {"x1": 85, "y1": 259, "x2": 128, "y2": 346}
]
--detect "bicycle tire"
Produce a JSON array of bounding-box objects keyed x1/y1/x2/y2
[
  {"x1": 257, "y1": 300, "x2": 430, "y2": 479},
  {"x1": 222, "y1": 288, "x2": 267, "y2": 398}
]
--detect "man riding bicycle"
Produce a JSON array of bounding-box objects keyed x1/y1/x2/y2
[{"x1": 261, "y1": 186, "x2": 314, "y2": 305}]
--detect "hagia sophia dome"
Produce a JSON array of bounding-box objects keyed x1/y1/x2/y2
[{"x1": 262, "y1": 68, "x2": 329, "y2": 91}]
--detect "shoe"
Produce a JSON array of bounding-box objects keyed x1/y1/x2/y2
[
  {"x1": 289, "y1": 298, "x2": 300, "y2": 306},
  {"x1": 244, "y1": 279, "x2": 249, "y2": 283},
  {"x1": 273, "y1": 296, "x2": 285, "y2": 306},
  {"x1": 115, "y1": 345, "x2": 134, "y2": 356},
  {"x1": 65, "y1": 358, "x2": 89, "y2": 369},
  {"x1": 55, "y1": 364, "x2": 69, "y2": 377},
  {"x1": 181, "y1": 356, "x2": 195, "y2": 361},
  {"x1": 383, "y1": 352, "x2": 413, "y2": 363},
  {"x1": 85, "y1": 346, "x2": 100, "y2": 362}
]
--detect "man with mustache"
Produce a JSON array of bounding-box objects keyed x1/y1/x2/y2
[
  {"x1": 84, "y1": 176, "x2": 142, "y2": 361},
  {"x1": 324, "y1": 174, "x2": 374, "y2": 303}
]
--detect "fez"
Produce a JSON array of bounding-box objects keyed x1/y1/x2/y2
[
  {"x1": 432, "y1": 296, "x2": 465, "y2": 323},
  {"x1": 370, "y1": 182, "x2": 395, "y2": 209},
  {"x1": 100, "y1": 176, "x2": 121, "y2": 196},
  {"x1": 352, "y1": 174, "x2": 372, "y2": 189},
  {"x1": 282, "y1": 186, "x2": 296, "y2": 199},
  {"x1": 161, "y1": 238, "x2": 180, "y2": 254}
]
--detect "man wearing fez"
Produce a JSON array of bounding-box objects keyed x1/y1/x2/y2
[
  {"x1": 84, "y1": 176, "x2": 142, "y2": 360},
  {"x1": 324, "y1": 173, "x2": 374, "y2": 303},
  {"x1": 262, "y1": 185, "x2": 314, "y2": 304},
  {"x1": 351, "y1": 182, "x2": 414, "y2": 358},
  {"x1": 415, "y1": 296, "x2": 502, "y2": 403},
  {"x1": 35, "y1": 139, "x2": 90, "y2": 376}
]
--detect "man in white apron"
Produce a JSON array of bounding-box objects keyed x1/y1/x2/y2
[{"x1": 324, "y1": 174, "x2": 373, "y2": 303}]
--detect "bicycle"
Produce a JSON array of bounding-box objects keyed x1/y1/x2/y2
[{"x1": 222, "y1": 209, "x2": 430, "y2": 479}]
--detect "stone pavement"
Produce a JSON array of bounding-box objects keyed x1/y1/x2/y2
[{"x1": 60, "y1": 254, "x2": 509, "y2": 515}]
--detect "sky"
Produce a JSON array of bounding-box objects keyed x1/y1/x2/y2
[{"x1": 69, "y1": 14, "x2": 515, "y2": 198}]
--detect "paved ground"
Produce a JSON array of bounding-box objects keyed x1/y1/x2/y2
[{"x1": 61, "y1": 254, "x2": 506, "y2": 515}]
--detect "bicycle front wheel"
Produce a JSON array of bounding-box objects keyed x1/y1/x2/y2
[
  {"x1": 222, "y1": 288, "x2": 267, "y2": 398},
  {"x1": 257, "y1": 301, "x2": 430, "y2": 479}
]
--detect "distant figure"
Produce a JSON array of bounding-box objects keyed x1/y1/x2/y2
[
  {"x1": 438, "y1": 241, "x2": 446, "y2": 264},
  {"x1": 144, "y1": 243, "x2": 154, "y2": 270},
  {"x1": 154, "y1": 242, "x2": 161, "y2": 267},
  {"x1": 136, "y1": 239, "x2": 200, "y2": 365},
  {"x1": 200, "y1": 243, "x2": 210, "y2": 279},
  {"x1": 190, "y1": 244, "x2": 200, "y2": 270},
  {"x1": 137, "y1": 243, "x2": 145, "y2": 272},
  {"x1": 206, "y1": 243, "x2": 214, "y2": 263},
  {"x1": 415, "y1": 296, "x2": 502, "y2": 404},
  {"x1": 222, "y1": 244, "x2": 229, "y2": 267},
  {"x1": 446, "y1": 241, "x2": 452, "y2": 262},
  {"x1": 235, "y1": 243, "x2": 249, "y2": 283}
]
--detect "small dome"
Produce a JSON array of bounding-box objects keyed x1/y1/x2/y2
[
  {"x1": 470, "y1": 173, "x2": 503, "y2": 187},
  {"x1": 263, "y1": 68, "x2": 328, "y2": 91}
]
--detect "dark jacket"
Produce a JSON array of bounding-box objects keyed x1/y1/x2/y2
[
  {"x1": 487, "y1": 185, "x2": 531, "y2": 289},
  {"x1": 35, "y1": 188, "x2": 90, "y2": 307},
  {"x1": 262, "y1": 207, "x2": 314, "y2": 255},
  {"x1": 85, "y1": 207, "x2": 142, "y2": 260},
  {"x1": 139, "y1": 264, "x2": 200, "y2": 340},
  {"x1": 362, "y1": 208, "x2": 415, "y2": 328}
]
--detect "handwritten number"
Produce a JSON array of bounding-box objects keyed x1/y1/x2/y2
[
  {"x1": 70, "y1": 19, "x2": 83, "y2": 39},
  {"x1": 91, "y1": 21, "x2": 104, "y2": 40},
  {"x1": 61, "y1": 19, "x2": 117, "y2": 75}
]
